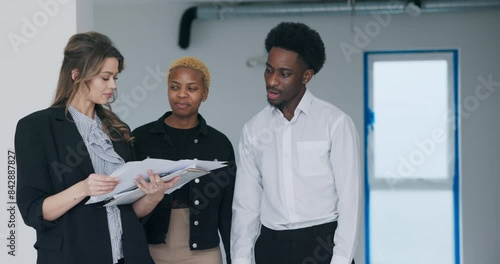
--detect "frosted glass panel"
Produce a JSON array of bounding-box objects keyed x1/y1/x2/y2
[
  {"x1": 370, "y1": 190, "x2": 455, "y2": 264},
  {"x1": 373, "y1": 60, "x2": 450, "y2": 180}
]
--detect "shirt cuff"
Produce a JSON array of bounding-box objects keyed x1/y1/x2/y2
[
  {"x1": 232, "y1": 257, "x2": 252, "y2": 264},
  {"x1": 331, "y1": 254, "x2": 352, "y2": 264}
]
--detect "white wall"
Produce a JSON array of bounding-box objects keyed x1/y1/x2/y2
[
  {"x1": 95, "y1": 2, "x2": 500, "y2": 264},
  {"x1": 1, "y1": 0, "x2": 78, "y2": 263}
]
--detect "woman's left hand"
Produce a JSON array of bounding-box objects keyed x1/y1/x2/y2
[{"x1": 134, "y1": 169, "x2": 179, "y2": 202}]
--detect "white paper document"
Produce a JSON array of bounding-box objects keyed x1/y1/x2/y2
[{"x1": 85, "y1": 158, "x2": 227, "y2": 205}]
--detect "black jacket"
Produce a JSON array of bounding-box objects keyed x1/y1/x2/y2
[
  {"x1": 15, "y1": 106, "x2": 154, "y2": 264},
  {"x1": 133, "y1": 112, "x2": 236, "y2": 264}
]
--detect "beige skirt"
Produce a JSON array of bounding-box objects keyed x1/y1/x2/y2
[{"x1": 148, "y1": 208, "x2": 222, "y2": 264}]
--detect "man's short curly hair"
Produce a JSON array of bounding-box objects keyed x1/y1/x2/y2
[
  {"x1": 265, "y1": 22, "x2": 326, "y2": 74},
  {"x1": 167, "y1": 56, "x2": 211, "y2": 89}
]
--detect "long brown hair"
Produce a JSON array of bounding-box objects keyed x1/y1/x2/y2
[{"x1": 52, "y1": 31, "x2": 133, "y2": 142}]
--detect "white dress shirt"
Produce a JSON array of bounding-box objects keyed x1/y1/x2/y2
[{"x1": 231, "y1": 90, "x2": 361, "y2": 264}]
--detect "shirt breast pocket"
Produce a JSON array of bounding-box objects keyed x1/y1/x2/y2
[{"x1": 296, "y1": 141, "x2": 331, "y2": 176}]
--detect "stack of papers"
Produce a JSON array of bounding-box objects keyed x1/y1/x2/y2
[{"x1": 85, "y1": 158, "x2": 227, "y2": 206}]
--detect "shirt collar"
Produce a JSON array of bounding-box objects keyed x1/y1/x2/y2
[
  {"x1": 68, "y1": 105, "x2": 102, "y2": 133},
  {"x1": 271, "y1": 88, "x2": 314, "y2": 117},
  {"x1": 296, "y1": 89, "x2": 313, "y2": 116}
]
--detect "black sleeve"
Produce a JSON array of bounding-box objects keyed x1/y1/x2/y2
[
  {"x1": 15, "y1": 117, "x2": 57, "y2": 231},
  {"x1": 218, "y1": 140, "x2": 237, "y2": 264}
]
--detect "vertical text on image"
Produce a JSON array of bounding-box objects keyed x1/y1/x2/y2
[{"x1": 6, "y1": 149, "x2": 17, "y2": 256}]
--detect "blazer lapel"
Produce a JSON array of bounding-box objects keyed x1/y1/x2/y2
[{"x1": 50, "y1": 107, "x2": 95, "y2": 185}]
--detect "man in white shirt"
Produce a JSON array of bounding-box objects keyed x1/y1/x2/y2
[{"x1": 231, "y1": 22, "x2": 361, "y2": 264}]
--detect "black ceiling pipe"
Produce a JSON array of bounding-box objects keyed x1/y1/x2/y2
[
  {"x1": 178, "y1": 6, "x2": 197, "y2": 49},
  {"x1": 178, "y1": 0, "x2": 500, "y2": 49}
]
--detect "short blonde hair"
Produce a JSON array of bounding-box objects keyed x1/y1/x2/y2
[{"x1": 167, "y1": 56, "x2": 210, "y2": 89}]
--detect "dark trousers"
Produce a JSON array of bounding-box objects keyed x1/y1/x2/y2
[{"x1": 255, "y1": 222, "x2": 355, "y2": 264}]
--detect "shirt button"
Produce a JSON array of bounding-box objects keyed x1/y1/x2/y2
[
  {"x1": 194, "y1": 139, "x2": 199, "y2": 144},
  {"x1": 194, "y1": 200, "x2": 200, "y2": 205},
  {"x1": 194, "y1": 220, "x2": 199, "y2": 226},
  {"x1": 194, "y1": 178, "x2": 200, "y2": 183},
  {"x1": 192, "y1": 243, "x2": 198, "y2": 248}
]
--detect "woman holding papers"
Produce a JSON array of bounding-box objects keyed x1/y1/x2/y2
[
  {"x1": 133, "y1": 57, "x2": 236, "y2": 264},
  {"x1": 14, "y1": 32, "x2": 178, "y2": 264}
]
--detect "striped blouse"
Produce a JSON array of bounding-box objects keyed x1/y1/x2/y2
[{"x1": 69, "y1": 105, "x2": 124, "y2": 264}]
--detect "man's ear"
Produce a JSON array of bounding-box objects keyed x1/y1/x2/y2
[
  {"x1": 71, "y1": 69, "x2": 79, "y2": 81},
  {"x1": 302, "y1": 69, "x2": 314, "y2": 85}
]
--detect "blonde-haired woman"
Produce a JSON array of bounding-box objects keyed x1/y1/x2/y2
[
  {"x1": 15, "y1": 31, "x2": 178, "y2": 264},
  {"x1": 133, "y1": 57, "x2": 236, "y2": 264}
]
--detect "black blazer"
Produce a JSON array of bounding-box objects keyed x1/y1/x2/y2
[
  {"x1": 133, "y1": 112, "x2": 236, "y2": 264},
  {"x1": 15, "y1": 106, "x2": 153, "y2": 264}
]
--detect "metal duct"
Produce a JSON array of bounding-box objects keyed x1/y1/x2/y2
[{"x1": 178, "y1": 0, "x2": 500, "y2": 49}]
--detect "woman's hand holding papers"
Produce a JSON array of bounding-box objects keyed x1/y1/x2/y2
[
  {"x1": 135, "y1": 169, "x2": 180, "y2": 203},
  {"x1": 82, "y1": 173, "x2": 120, "y2": 196},
  {"x1": 133, "y1": 169, "x2": 180, "y2": 218}
]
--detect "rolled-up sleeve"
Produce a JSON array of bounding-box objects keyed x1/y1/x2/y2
[{"x1": 15, "y1": 117, "x2": 57, "y2": 231}]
